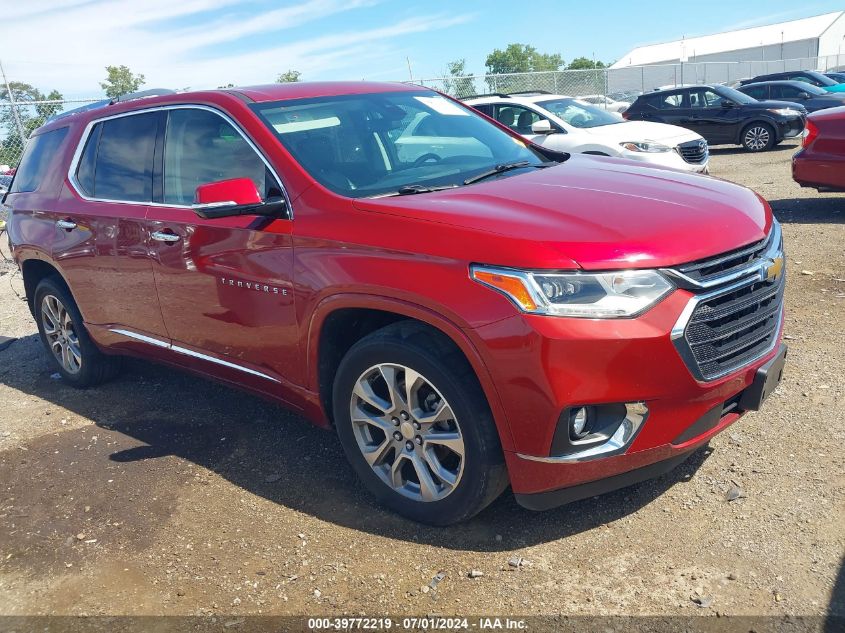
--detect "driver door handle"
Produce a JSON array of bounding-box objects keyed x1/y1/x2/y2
[
  {"x1": 56, "y1": 219, "x2": 77, "y2": 230},
  {"x1": 151, "y1": 230, "x2": 181, "y2": 243}
]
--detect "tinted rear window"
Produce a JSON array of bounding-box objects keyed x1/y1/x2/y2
[
  {"x1": 80, "y1": 112, "x2": 159, "y2": 201},
  {"x1": 10, "y1": 127, "x2": 69, "y2": 193}
]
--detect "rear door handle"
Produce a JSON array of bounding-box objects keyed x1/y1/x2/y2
[
  {"x1": 56, "y1": 219, "x2": 77, "y2": 230},
  {"x1": 151, "y1": 230, "x2": 181, "y2": 243}
]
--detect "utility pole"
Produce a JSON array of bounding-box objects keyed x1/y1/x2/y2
[
  {"x1": 406, "y1": 57, "x2": 413, "y2": 82},
  {"x1": 0, "y1": 58, "x2": 27, "y2": 147}
]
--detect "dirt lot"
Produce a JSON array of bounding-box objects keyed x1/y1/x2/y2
[{"x1": 0, "y1": 143, "x2": 843, "y2": 623}]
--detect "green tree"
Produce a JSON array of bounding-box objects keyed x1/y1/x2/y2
[
  {"x1": 276, "y1": 70, "x2": 301, "y2": 83},
  {"x1": 1, "y1": 81, "x2": 65, "y2": 165},
  {"x1": 442, "y1": 59, "x2": 475, "y2": 98},
  {"x1": 100, "y1": 65, "x2": 146, "y2": 98},
  {"x1": 485, "y1": 44, "x2": 563, "y2": 75},
  {"x1": 567, "y1": 57, "x2": 607, "y2": 70},
  {"x1": 484, "y1": 43, "x2": 563, "y2": 93}
]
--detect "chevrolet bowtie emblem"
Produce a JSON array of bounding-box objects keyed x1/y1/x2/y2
[{"x1": 764, "y1": 256, "x2": 784, "y2": 281}]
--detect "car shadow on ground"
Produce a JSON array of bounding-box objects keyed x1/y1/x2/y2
[
  {"x1": 769, "y1": 196, "x2": 845, "y2": 224},
  {"x1": 0, "y1": 334, "x2": 712, "y2": 551}
]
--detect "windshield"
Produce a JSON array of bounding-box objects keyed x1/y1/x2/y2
[
  {"x1": 250, "y1": 91, "x2": 547, "y2": 198},
  {"x1": 535, "y1": 98, "x2": 622, "y2": 128},
  {"x1": 791, "y1": 83, "x2": 828, "y2": 96},
  {"x1": 714, "y1": 86, "x2": 757, "y2": 105},
  {"x1": 805, "y1": 71, "x2": 836, "y2": 86}
]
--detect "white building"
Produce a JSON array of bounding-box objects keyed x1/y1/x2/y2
[{"x1": 612, "y1": 11, "x2": 845, "y2": 68}]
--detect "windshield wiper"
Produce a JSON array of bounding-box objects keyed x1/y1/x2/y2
[
  {"x1": 371, "y1": 184, "x2": 459, "y2": 198},
  {"x1": 463, "y1": 161, "x2": 555, "y2": 186}
]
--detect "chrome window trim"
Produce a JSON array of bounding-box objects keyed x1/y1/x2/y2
[
  {"x1": 109, "y1": 327, "x2": 281, "y2": 383},
  {"x1": 66, "y1": 103, "x2": 293, "y2": 218}
]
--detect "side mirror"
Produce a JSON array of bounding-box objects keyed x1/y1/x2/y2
[
  {"x1": 531, "y1": 119, "x2": 555, "y2": 134},
  {"x1": 798, "y1": 92, "x2": 811, "y2": 100},
  {"x1": 192, "y1": 177, "x2": 285, "y2": 220},
  {"x1": 721, "y1": 100, "x2": 735, "y2": 109}
]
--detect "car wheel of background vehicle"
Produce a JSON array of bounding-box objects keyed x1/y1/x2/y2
[
  {"x1": 34, "y1": 277, "x2": 121, "y2": 388},
  {"x1": 741, "y1": 123, "x2": 775, "y2": 152},
  {"x1": 332, "y1": 321, "x2": 509, "y2": 525}
]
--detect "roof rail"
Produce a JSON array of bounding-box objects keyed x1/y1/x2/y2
[
  {"x1": 508, "y1": 90, "x2": 552, "y2": 95},
  {"x1": 458, "y1": 93, "x2": 511, "y2": 100},
  {"x1": 110, "y1": 88, "x2": 176, "y2": 104},
  {"x1": 46, "y1": 100, "x2": 111, "y2": 124},
  {"x1": 45, "y1": 88, "x2": 177, "y2": 125}
]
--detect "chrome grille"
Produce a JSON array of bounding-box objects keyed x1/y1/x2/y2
[
  {"x1": 676, "y1": 231, "x2": 775, "y2": 285},
  {"x1": 683, "y1": 275, "x2": 784, "y2": 380},
  {"x1": 677, "y1": 139, "x2": 708, "y2": 164},
  {"x1": 669, "y1": 223, "x2": 785, "y2": 381}
]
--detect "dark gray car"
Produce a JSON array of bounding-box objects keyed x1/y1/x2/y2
[{"x1": 738, "y1": 81, "x2": 845, "y2": 113}]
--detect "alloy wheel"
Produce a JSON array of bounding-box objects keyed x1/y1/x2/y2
[
  {"x1": 744, "y1": 126, "x2": 770, "y2": 151},
  {"x1": 41, "y1": 294, "x2": 82, "y2": 374},
  {"x1": 349, "y1": 363, "x2": 465, "y2": 502}
]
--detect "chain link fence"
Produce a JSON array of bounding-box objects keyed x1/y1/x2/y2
[
  {"x1": 415, "y1": 53, "x2": 845, "y2": 104},
  {"x1": 2, "y1": 53, "x2": 845, "y2": 171},
  {"x1": 0, "y1": 98, "x2": 100, "y2": 171}
]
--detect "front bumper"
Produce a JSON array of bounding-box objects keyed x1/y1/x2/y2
[
  {"x1": 620, "y1": 148, "x2": 709, "y2": 173},
  {"x1": 471, "y1": 286, "x2": 785, "y2": 501},
  {"x1": 778, "y1": 115, "x2": 806, "y2": 140}
]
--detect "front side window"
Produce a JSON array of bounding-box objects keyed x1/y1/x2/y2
[
  {"x1": 494, "y1": 105, "x2": 542, "y2": 133},
  {"x1": 743, "y1": 86, "x2": 768, "y2": 100},
  {"x1": 535, "y1": 98, "x2": 622, "y2": 127},
  {"x1": 690, "y1": 90, "x2": 726, "y2": 108},
  {"x1": 251, "y1": 91, "x2": 546, "y2": 198},
  {"x1": 10, "y1": 127, "x2": 69, "y2": 193},
  {"x1": 78, "y1": 112, "x2": 159, "y2": 202},
  {"x1": 163, "y1": 109, "x2": 280, "y2": 206}
]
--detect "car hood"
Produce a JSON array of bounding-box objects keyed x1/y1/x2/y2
[
  {"x1": 824, "y1": 83, "x2": 845, "y2": 93},
  {"x1": 353, "y1": 155, "x2": 770, "y2": 270},
  {"x1": 571, "y1": 120, "x2": 701, "y2": 144}
]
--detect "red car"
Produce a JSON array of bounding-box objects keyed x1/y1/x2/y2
[
  {"x1": 793, "y1": 105, "x2": 845, "y2": 191},
  {"x1": 4, "y1": 82, "x2": 786, "y2": 525}
]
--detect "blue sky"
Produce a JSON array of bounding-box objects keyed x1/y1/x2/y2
[{"x1": 2, "y1": 0, "x2": 843, "y2": 98}]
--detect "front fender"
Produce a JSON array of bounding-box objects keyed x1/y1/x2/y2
[{"x1": 305, "y1": 292, "x2": 515, "y2": 451}]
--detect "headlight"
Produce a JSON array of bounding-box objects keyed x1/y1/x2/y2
[
  {"x1": 471, "y1": 266, "x2": 673, "y2": 318},
  {"x1": 767, "y1": 108, "x2": 798, "y2": 116},
  {"x1": 620, "y1": 141, "x2": 673, "y2": 153}
]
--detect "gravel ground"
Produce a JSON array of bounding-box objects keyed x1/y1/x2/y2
[{"x1": 0, "y1": 143, "x2": 843, "y2": 623}]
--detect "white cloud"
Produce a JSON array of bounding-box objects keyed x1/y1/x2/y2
[{"x1": 0, "y1": 1, "x2": 472, "y2": 98}]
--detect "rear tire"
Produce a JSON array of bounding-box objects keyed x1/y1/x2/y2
[
  {"x1": 332, "y1": 321, "x2": 508, "y2": 525},
  {"x1": 741, "y1": 123, "x2": 775, "y2": 152},
  {"x1": 34, "y1": 277, "x2": 121, "y2": 388}
]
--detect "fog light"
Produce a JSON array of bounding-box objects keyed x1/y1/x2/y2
[{"x1": 570, "y1": 407, "x2": 590, "y2": 439}]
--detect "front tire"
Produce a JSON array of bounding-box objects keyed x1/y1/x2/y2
[
  {"x1": 332, "y1": 321, "x2": 508, "y2": 525},
  {"x1": 34, "y1": 277, "x2": 121, "y2": 388},
  {"x1": 741, "y1": 123, "x2": 775, "y2": 152}
]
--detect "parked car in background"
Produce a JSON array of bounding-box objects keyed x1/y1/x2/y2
[
  {"x1": 577, "y1": 94, "x2": 631, "y2": 113},
  {"x1": 0, "y1": 174, "x2": 12, "y2": 196},
  {"x1": 5, "y1": 82, "x2": 786, "y2": 524},
  {"x1": 624, "y1": 84, "x2": 807, "y2": 152},
  {"x1": 793, "y1": 105, "x2": 845, "y2": 192},
  {"x1": 738, "y1": 81, "x2": 845, "y2": 113},
  {"x1": 739, "y1": 70, "x2": 845, "y2": 93},
  {"x1": 825, "y1": 72, "x2": 845, "y2": 83},
  {"x1": 464, "y1": 92, "x2": 709, "y2": 173}
]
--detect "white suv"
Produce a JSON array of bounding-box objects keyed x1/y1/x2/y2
[{"x1": 464, "y1": 92, "x2": 709, "y2": 173}]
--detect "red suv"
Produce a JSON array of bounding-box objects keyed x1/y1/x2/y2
[{"x1": 5, "y1": 82, "x2": 786, "y2": 525}]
